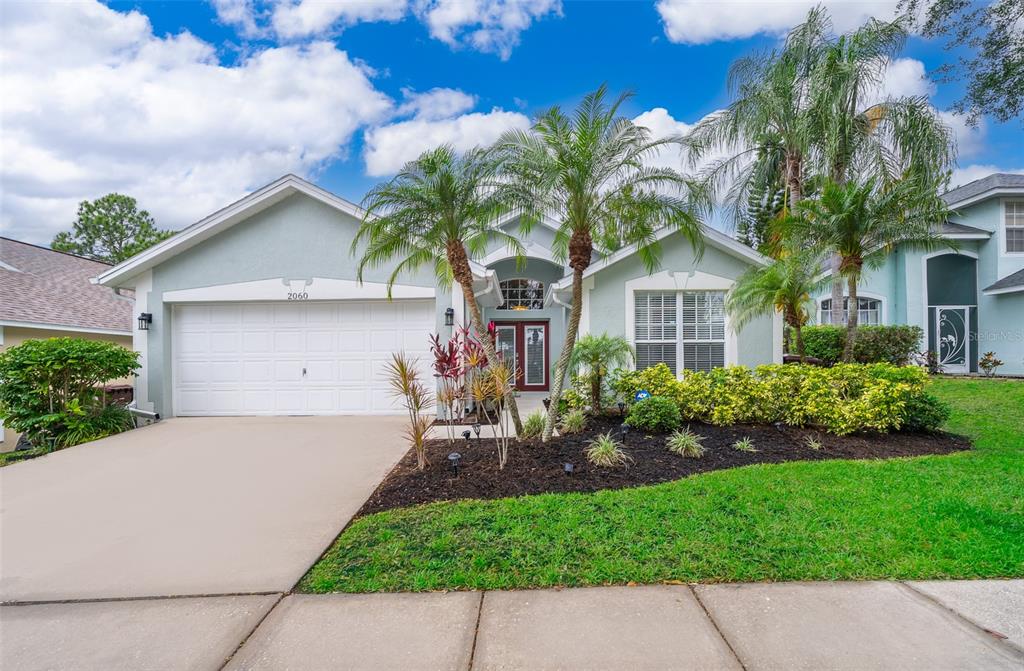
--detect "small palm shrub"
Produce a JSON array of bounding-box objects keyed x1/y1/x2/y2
[
  {"x1": 559, "y1": 409, "x2": 587, "y2": 435},
  {"x1": 666, "y1": 427, "x2": 705, "y2": 458},
  {"x1": 569, "y1": 334, "x2": 634, "y2": 412},
  {"x1": 732, "y1": 437, "x2": 757, "y2": 452},
  {"x1": 625, "y1": 396, "x2": 681, "y2": 433},
  {"x1": 385, "y1": 352, "x2": 433, "y2": 470},
  {"x1": 585, "y1": 432, "x2": 632, "y2": 467},
  {"x1": 520, "y1": 411, "x2": 545, "y2": 439}
]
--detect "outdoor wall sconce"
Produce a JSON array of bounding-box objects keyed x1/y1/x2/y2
[
  {"x1": 448, "y1": 452, "x2": 462, "y2": 475},
  {"x1": 137, "y1": 313, "x2": 153, "y2": 330},
  {"x1": 444, "y1": 307, "x2": 455, "y2": 326}
]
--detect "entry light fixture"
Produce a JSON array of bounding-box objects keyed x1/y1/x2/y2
[
  {"x1": 137, "y1": 313, "x2": 153, "y2": 331},
  {"x1": 444, "y1": 307, "x2": 455, "y2": 326}
]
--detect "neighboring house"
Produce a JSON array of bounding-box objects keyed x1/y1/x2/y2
[
  {"x1": 0, "y1": 238, "x2": 133, "y2": 448},
  {"x1": 95, "y1": 174, "x2": 781, "y2": 419},
  {"x1": 811, "y1": 173, "x2": 1024, "y2": 375}
]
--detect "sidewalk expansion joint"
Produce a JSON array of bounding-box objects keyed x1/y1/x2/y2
[
  {"x1": 218, "y1": 592, "x2": 286, "y2": 671},
  {"x1": 1, "y1": 590, "x2": 282, "y2": 607},
  {"x1": 466, "y1": 591, "x2": 486, "y2": 671},
  {"x1": 688, "y1": 584, "x2": 749, "y2": 671},
  {"x1": 897, "y1": 581, "x2": 1024, "y2": 657}
]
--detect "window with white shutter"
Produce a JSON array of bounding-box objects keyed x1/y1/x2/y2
[
  {"x1": 681, "y1": 291, "x2": 726, "y2": 373},
  {"x1": 1006, "y1": 201, "x2": 1024, "y2": 253},
  {"x1": 634, "y1": 291, "x2": 677, "y2": 374}
]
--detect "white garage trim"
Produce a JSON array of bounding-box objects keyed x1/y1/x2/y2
[
  {"x1": 163, "y1": 277, "x2": 435, "y2": 303},
  {"x1": 171, "y1": 300, "x2": 435, "y2": 416}
]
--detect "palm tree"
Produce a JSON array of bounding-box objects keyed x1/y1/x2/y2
[
  {"x1": 725, "y1": 247, "x2": 829, "y2": 362},
  {"x1": 353, "y1": 145, "x2": 525, "y2": 433},
  {"x1": 793, "y1": 176, "x2": 951, "y2": 360},
  {"x1": 494, "y1": 86, "x2": 704, "y2": 441},
  {"x1": 569, "y1": 334, "x2": 634, "y2": 412}
]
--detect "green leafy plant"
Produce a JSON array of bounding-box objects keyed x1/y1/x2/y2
[
  {"x1": 732, "y1": 437, "x2": 757, "y2": 452},
  {"x1": 625, "y1": 396, "x2": 682, "y2": 433},
  {"x1": 0, "y1": 338, "x2": 140, "y2": 450},
  {"x1": 612, "y1": 364, "x2": 681, "y2": 403},
  {"x1": 901, "y1": 392, "x2": 951, "y2": 432},
  {"x1": 559, "y1": 409, "x2": 587, "y2": 435},
  {"x1": 667, "y1": 427, "x2": 705, "y2": 458},
  {"x1": 979, "y1": 352, "x2": 1004, "y2": 377},
  {"x1": 804, "y1": 436, "x2": 824, "y2": 451},
  {"x1": 795, "y1": 325, "x2": 924, "y2": 366},
  {"x1": 520, "y1": 410, "x2": 545, "y2": 440},
  {"x1": 585, "y1": 432, "x2": 632, "y2": 467},
  {"x1": 569, "y1": 334, "x2": 634, "y2": 412}
]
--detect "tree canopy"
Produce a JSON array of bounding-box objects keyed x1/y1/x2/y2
[{"x1": 52, "y1": 194, "x2": 173, "y2": 264}]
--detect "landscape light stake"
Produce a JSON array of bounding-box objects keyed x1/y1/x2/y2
[
  {"x1": 563, "y1": 462, "x2": 574, "y2": 476},
  {"x1": 448, "y1": 452, "x2": 461, "y2": 475},
  {"x1": 472, "y1": 422, "x2": 481, "y2": 439},
  {"x1": 617, "y1": 401, "x2": 625, "y2": 416},
  {"x1": 542, "y1": 397, "x2": 550, "y2": 410},
  {"x1": 620, "y1": 423, "x2": 629, "y2": 441},
  {"x1": 462, "y1": 429, "x2": 472, "y2": 442}
]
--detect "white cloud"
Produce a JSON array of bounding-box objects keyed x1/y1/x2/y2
[
  {"x1": 878, "y1": 57, "x2": 934, "y2": 100},
  {"x1": 0, "y1": 0, "x2": 392, "y2": 244},
  {"x1": 656, "y1": 0, "x2": 900, "y2": 44},
  {"x1": 950, "y1": 165, "x2": 1024, "y2": 189},
  {"x1": 938, "y1": 111, "x2": 986, "y2": 159},
  {"x1": 363, "y1": 108, "x2": 530, "y2": 176},
  {"x1": 271, "y1": 0, "x2": 408, "y2": 39},
  {"x1": 417, "y1": 0, "x2": 562, "y2": 60},
  {"x1": 396, "y1": 88, "x2": 478, "y2": 120},
  {"x1": 632, "y1": 108, "x2": 696, "y2": 172},
  {"x1": 210, "y1": 0, "x2": 264, "y2": 37}
]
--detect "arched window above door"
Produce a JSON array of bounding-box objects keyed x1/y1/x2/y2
[{"x1": 497, "y1": 279, "x2": 545, "y2": 310}]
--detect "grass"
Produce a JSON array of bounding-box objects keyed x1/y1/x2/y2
[
  {"x1": 0, "y1": 445, "x2": 51, "y2": 467},
  {"x1": 300, "y1": 378, "x2": 1024, "y2": 593}
]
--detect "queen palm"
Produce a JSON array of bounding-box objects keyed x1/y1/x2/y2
[
  {"x1": 725, "y1": 247, "x2": 829, "y2": 362},
  {"x1": 495, "y1": 85, "x2": 704, "y2": 441},
  {"x1": 794, "y1": 176, "x2": 951, "y2": 360},
  {"x1": 353, "y1": 145, "x2": 525, "y2": 433}
]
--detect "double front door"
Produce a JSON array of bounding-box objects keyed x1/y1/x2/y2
[{"x1": 493, "y1": 321, "x2": 549, "y2": 391}]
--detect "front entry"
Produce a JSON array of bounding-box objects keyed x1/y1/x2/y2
[
  {"x1": 493, "y1": 321, "x2": 549, "y2": 391},
  {"x1": 929, "y1": 306, "x2": 971, "y2": 375}
]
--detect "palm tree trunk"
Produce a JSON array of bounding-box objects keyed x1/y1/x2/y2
[
  {"x1": 542, "y1": 267, "x2": 583, "y2": 441},
  {"x1": 590, "y1": 370, "x2": 601, "y2": 414},
  {"x1": 843, "y1": 274, "x2": 859, "y2": 362},
  {"x1": 829, "y1": 255, "x2": 844, "y2": 326},
  {"x1": 794, "y1": 323, "x2": 806, "y2": 363},
  {"x1": 447, "y1": 241, "x2": 523, "y2": 434}
]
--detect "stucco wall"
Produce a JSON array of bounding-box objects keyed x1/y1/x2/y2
[
  {"x1": 1, "y1": 326, "x2": 133, "y2": 450},
  {"x1": 587, "y1": 232, "x2": 778, "y2": 370},
  {"x1": 141, "y1": 193, "x2": 444, "y2": 416}
]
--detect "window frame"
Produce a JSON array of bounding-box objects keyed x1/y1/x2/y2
[
  {"x1": 633, "y1": 289, "x2": 728, "y2": 375},
  {"x1": 818, "y1": 296, "x2": 883, "y2": 325},
  {"x1": 1004, "y1": 200, "x2": 1024, "y2": 255},
  {"x1": 496, "y1": 277, "x2": 546, "y2": 311}
]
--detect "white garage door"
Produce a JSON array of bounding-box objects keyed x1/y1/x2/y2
[{"x1": 172, "y1": 300, "x2": 435, "y2": 416}]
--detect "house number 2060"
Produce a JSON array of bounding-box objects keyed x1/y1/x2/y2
[{"x1": 287, "y1": 292, "x2": 309, "y2": 300}]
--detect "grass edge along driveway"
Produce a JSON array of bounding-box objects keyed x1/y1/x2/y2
[{"x1": 301, "y1": 378, "x2": 1024, "y2": 593}]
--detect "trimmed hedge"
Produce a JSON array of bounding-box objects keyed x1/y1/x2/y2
[
  {"x1": 795, "y1": 325, "x2": 923, "y2": 366},
  {"x1": 625, "y1": 396, "x2": 682, "y2": 433},
  {"x1": 613, "y1": 362, "x2": 948, "y2": 435}
]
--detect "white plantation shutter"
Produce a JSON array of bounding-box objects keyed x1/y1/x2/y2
[
  {"x1": 680, "y1": 291, "x2": 726, "y2": 373},
  {"x1": 634, "y1": 291, "x2": 677, "y2": 374}
]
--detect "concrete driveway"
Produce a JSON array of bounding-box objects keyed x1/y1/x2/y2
[{"x1": 0, "y1": 416, "x2": 407, "y2": 602}]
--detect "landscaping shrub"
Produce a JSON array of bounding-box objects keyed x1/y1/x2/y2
[
  {"x1": 797, "y1": 325, "x2": 923, "y2": 365},
  {"x1": 732, "y1": 437, "x2": 757, "y2": 452},
  {"x1": 585, "y1": 432, "x2": 631, "y2": 467},
  {"x1": 625, "y1": 396, "x2": 681, "y2": 433},
  {"x1": 608, "y1": 362, "x2": 938, "y2": 436},
  {"x1": 666, "y1": 427, "x2": 705, "y2": 457},
  {"x1": 520, "y1": 411, "x2": 545, "y2": 439},
  {"x1": 0, "y1": 337, "x2": 139, "y2": 449},
  {"x1": 612, "y1": 364, "x2": 681, "y2": 403},
  {"x1": 559, "y1": 408, "x2": 587, "y2": 435},
  {"x1": 901, "y1": 392, "x2": 951, "y2": 432}
]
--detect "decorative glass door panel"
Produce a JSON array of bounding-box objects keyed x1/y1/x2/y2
[
  {"x1": 495, "y1": 325, "x2": 517, "y2": 372},
  {"x1": 524, "y1": 325, "x2": 546, "y2": 387},
  {"x1": 491, "y1": 321, "x2": 548, "y2": 390},
  {"x1": 934, "y1": 307, "x2": 969, "y2": 374}
]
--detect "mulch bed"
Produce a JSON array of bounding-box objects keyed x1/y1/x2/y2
[{"x1": 357, "y1": 415, "x2": 971, "y2": 516}]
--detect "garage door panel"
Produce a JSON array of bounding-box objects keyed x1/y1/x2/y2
[{"x1": 173, "y1": 300, "x2": 434, "y2": 416}]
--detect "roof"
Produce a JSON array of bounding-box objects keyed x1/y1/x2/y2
[
  {"x1": 939, "y1": 221, "x2": 991, "y2": 238},
  {"x1": 983, "y1": 268, "x2": 1024, "y2": 296},
  {"x1": 943, "y1": 173, "x2": 1024, "y2": 208},
  {"x1": 0, "y1": 238, "x2": 132, "y2": 334}
]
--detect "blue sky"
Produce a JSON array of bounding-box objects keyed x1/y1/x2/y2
[{"x1": 2, "y1": 0, "x2": 1021, "y2": 244}]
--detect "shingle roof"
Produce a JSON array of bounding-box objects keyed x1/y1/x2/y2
[
  {"x1": 0, "y1": 238, "x2": 132, "y2": 332},
  {"x1": 984, "y1": 268, "x2": 1024, "y2": 294},
  {"x1": 939, "y1": 221, "x2": 991, "y2": 236},
  {"x1": 942, "y1": 173, "x2": 1024, "y2": 206}
]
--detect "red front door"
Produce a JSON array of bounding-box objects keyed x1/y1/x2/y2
[{"x1": 492, "y1": 321, "x2": 549, "y2": 391}]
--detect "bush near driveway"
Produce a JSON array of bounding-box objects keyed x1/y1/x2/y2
[
  {"x1": 613, "y1": 362, "x2": 947, "y2": 435},
  {"x1": 300, "y1": 378, "x2": 1024, "y2": 593},
  {"x1": 797, "y1": 325, "x2": 923, "y2": 366},
  {"x1": 0, "y1": 337, "x2": 139, "y2": 450}
]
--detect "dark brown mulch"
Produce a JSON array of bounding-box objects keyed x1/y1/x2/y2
[{"x1": 357, "y1": 415, "x2": 971, "y2": 516}]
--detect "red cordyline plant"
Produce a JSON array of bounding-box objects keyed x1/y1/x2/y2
[{"x1": 430, "y1": 332, "x2": 464, "y2": 444}]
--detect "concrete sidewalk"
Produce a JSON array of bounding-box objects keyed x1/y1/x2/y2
[{"x1": 4, "y1": 579, "x2": 1021, "y2": 670}]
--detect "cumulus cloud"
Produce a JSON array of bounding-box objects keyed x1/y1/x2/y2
[
  {"x1": 363, "y1": 104, "x2": 530, "y2": 176},
  {"x1": 271, "y1": 0, "x2": 408, "y2": 39},
  {"x1": 396, "y1": 87, "x2": 478, "y2": 120},
  {"x1": 656, "y1": 0, "x2": 900, "y2": 44},
  {"x1": 0, "y1": 1, "x2": 392, "y2": 244},
  {"x1": 418, "y1": 0, "x2": 562, "y2": 59},
  {"x1": 632, "y1": 108, "x2": 696, "y2": 172}
]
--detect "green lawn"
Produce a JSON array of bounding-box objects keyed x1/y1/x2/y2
[{"x1": 300, "y1": 378, "x2": 1024, "y2": 593}]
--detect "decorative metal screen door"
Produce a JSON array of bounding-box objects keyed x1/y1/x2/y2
[{"x1": 934, "y1": 307, "x2": 969, "y2": 374}]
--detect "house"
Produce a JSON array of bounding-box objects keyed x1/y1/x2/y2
[
  {"x1": 94, "y1": 174, "x2": 781, "y2": 419},
  {"x1": 0, "y1": 238, "x2": 133, "y2": 447},
  {"x1": 811, "y1": 173, "x2": 1024, "y2": 375}
]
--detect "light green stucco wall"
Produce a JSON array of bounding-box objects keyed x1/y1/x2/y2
[
  {"x1": 143, "y1": 193, "x2": 447, "y2": 416},
  {"x1": 587, "y1": 232, "x2": 777, "y2": 369}
]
